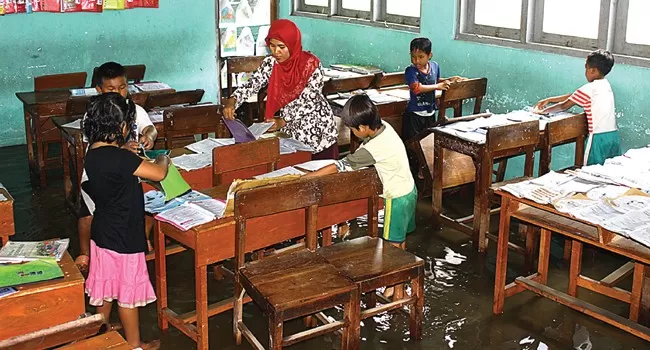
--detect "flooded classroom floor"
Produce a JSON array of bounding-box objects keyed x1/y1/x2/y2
[{"x1": 2, "y1": 144, "x2": 648, "y2": 350}]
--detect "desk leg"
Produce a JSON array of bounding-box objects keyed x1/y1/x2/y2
[
  {"x1": 34, "y1": 115, "x2": 46, "y2": 187},
  {"x1": 629, "y1": 262, "x2": 646, "y2": 322},
  {"x1": 24, "y1": 107, "x2": 35, "y2": 171},
  {"x1": 473, "y1": 153, "x2": 492, "y2": 252},
  {"x1": 568, "y1": 241, "x2": 583, "y2": 297},
  {"x1": 61, "y1": 135, "x2": 71, "y2": 206},
  {"x1": 538, "y1": 229, "x2": 551, "y2": 285},
  {"x1": 153, "y1": 222, "x2": 169, "y2": 331},
  {"x1": 431, "y1": 139, "x2": 443, "y2": 230},
  {"x1": 493, "y1": 196, "x2": 512, "y2": 315},
  {"x1": 195, "y1": 261, "x2": 209, "y2": 350},
  {"x1": 639, "y1": 266, "x2": 650, "y2": 326}
]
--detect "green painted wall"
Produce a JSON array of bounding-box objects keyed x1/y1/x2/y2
[
  {"x1": 280, "y1": 0, "x2": 650, "y2": 174},
  {"x1": 0, "y1": 3, "x2": 219, "y2": 147}
]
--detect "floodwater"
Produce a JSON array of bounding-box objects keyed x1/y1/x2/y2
[{"x1": 2, "y1": 144, "x2": 648, "y2": 349}]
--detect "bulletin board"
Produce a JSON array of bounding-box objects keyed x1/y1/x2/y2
[{"x1": 0, "y1": 0, "x2": 159, "y2": 15}]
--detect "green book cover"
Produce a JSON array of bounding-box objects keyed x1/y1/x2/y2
[
  {"x1": 161, "y1": 163, "x2": 191, "y2": 202},
  {"x1": 0, "y1": 259, "x2": 64, "y2": 288}
]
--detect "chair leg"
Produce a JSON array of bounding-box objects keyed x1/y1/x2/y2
[
  {"x1": 233, "y1": 284, "x2": 243, "y2": 345},
  {"x1": 563, "y1": 238, "x2": 572, "y2": 262},
  {"x1": 524, "y1": 226, "x2": 538, "y2": 274},
  {"x1": 269, "y1": 311, "x2": 284, "y2": 350},
  {"x1": 495, "y1": 159, "x2": 508, "y2": 182},
  {"x1": 409, "y1": 266, "x2": 424, "y2": 341},
  {"x1": 342, "y1": 288, "x2": 361, "y2": 350},
  {"x1": 366, "y1": 290, "x2": 377, "y2": 309}
]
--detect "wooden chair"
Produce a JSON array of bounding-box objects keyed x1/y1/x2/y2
[
  {"x1": 233, "y1": 178, "x2": 360, "y2": 349},
  {"x1": 539, "y1": 113, "x2": 588, "y2": 175},
  {"x1": 314, "y1": 169, "x2": 425, "y2": 341},
  {"x1": 212, "y1": 137, "x2": 280, "y2": 186},
  {"x1": 0, "y1": 313, "x2": 104, "y2": 350},
  {"x1": 371, "y1": 71, "x2": 405, "y2": 89},
  {"x1": 225, "y1": 56, "x2": 267, "y2": 123},
  {"x1": 34, "y1": 72, "x2": 87, "y2": 91},
  {"x1": 144, "y1": 89, "x2": 205, "y2": 110},
  {"x1": 162, "y1": 104, "x2": 226, "y2": 149},
  {"x1": 91, "y1": 64, "x2": 146, "y2": 86},
  {"x1": 58, "y1": 331, "x2": 129, "y2": 349},
  {"x1": 437, "y1": 77, "x2": 487, "y2": 124},
  {"x1": 322, "y1": 74, "x2": 376, "y2": 96}
]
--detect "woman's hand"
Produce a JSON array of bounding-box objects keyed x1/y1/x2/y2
[
  {"x1": 223, "y1": 97, "x2": 237, "y2": 120},
  {"x1": 267, "y1": 118, "x2": 286, "y2": 132}
]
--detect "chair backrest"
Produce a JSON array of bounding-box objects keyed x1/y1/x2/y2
[
  {"x1": 322, "y1": 74, "x2": 376, "y2": 95},
  {"x1": 163, "y1": 104, "x2": 224, "y2": 149},
  {"x1": 487, "y1": 120, "x2": 540, "y2": 176},
  {"x1": 372, "y1": 72, "x2": 406, "y2": 89},
  {"x1": 91, "y1": 64, "x2": 146, "y2": 86},
  {"x1": 316, "y1": 168, "x2": 382, "y2": 238},
  {"x1": 540, "y1": 113, "x2": 588, "y2": 174},
  {"x1": 145, "y1": 89, "x2": 205, "y2": 110},
  {"x1": 34, "y1": 72, "x2": 87, "y2": 92},
  {"x1": 212, "y1": 137, "x2": 280, "y2": 186},
  {"x1": 225, "y1": 56, "x2": 267, "y2": 95},
  {"x1": 234, "y1": 178, "x2": 320, "y2": 269},
  {"x1": 0, "y1": 313, "x2": 104, "y2": 350},
  {"x1": 438, "y1": 77, "x2": 488, "y2": 123}
]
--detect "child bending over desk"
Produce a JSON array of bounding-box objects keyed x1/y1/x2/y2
[
  {"x1": 82, "y1": 93, "x2": 169, "y2": 350},
  {"x1": 305, "y1": 94, "x2": 417, "y2": 298},
  {"x1": 534, "y1": 49, "x2": 620, "y2": 165},
  {"x1": 77, "y1": 62, "x2": 158, "y2": 271}
]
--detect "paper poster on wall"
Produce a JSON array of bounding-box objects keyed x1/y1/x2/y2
[
  {"x1": 126, "y1": 0, "x2": 158, "y2": 8},
  {"x1": 237, "y1": 27, "x2": 255, "y2": 56},
  {"x1": 256, "y1": 25, "x2": 270, "y2": 56},
  {"x1": 104, "y1": 0, "x2": 125, "y2": 10},
  {"x1": 235, "y1": 0, "x2": 253, "y2": 27},
  {"x1": 220, "y1": 0, "x2": 235, "y2": 24},
  {"x1": 221, "y1": 27, "x2": 238, "y2": 57},
  {"x1": 252, "y1": 0, "x2": 270, "y2": 26},
  {"x1": 81, "y1": 0, "x2": 103, "y2": 12}
]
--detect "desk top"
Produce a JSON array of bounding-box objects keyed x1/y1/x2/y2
[
  {"x1": 16, "y1": 82, "x2": 174, "y2": 106},
  {"x1": 0, "y1": 188, "x2": 14, "y2": 203}
]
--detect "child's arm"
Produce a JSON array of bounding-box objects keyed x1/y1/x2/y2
[
  {"x1": 303, "y1": 164, "x2": 338, "y2": 178},
  {"x1": 134, "y1": 154, "x2": 170, "y2": 182},
  {"x1": 411, "y1": 81, "x2": 450, "y2": 94},
  {"x1": 538, "y1": 98, "x2": 577, "y2": 114},
  {"x1": 534, "y1": 93, "x2": 572, "y2": 111},
  {"x1": 139, "y1": 125, "x2": 158, "y2": 150}
]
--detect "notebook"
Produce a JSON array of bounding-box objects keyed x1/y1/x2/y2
[
  {"x1": 0, "y1": 259, "x2": 64, "y2": 288},
  {"x1": 160, "y1": 163, "x2": 192, "y2": 202},
  {"x1": 222, "y1": 117, "x2": 256, "y2": 143}
]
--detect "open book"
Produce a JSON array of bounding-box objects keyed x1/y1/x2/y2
[
  {"x1": 155, "y1": 199, "x2": 226, "y2": 231},
  {"x1": 0, "y1": 239, "x2": 70, "y2": 263}
]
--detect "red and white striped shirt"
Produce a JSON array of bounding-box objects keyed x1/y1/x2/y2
[{"x1": 569, "y1": 79, "x2": 616, "y2": 134}]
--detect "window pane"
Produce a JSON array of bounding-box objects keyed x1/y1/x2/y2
[
  {"x1": 305, "y1": 0, "x2": 328, "y2": 6},
  {"x1": 626, "y1": 0, "x2": 650, "y2": 45},
  {"x1": 387, "y1": 0, "x2": 420, "y2": 17},
  {"x1": 474, "y1": 0, "x2": 522, "y2": 29},
  {"x1": 542, "y1": 0, "x2": 600, "y2": 39},
  {"x1": 342, "y1": 0, "x2": 370, "y2": 11}
]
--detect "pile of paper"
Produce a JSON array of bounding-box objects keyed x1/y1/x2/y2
[
  {"x1": 185, "y1": 138, "x2": 235, "y2": 155},
  {"x1": 253, "y1": 166, "x2": 305, "y2": 180},
  {"x1": 144, "y1": 190, "x2": 211, "y2": 214},
  {"x1": 171, "y1": 153, "x2": 212, "y2": 171},
  {"x1": 279, "y1": 138, "x2": 313, "y2": 154},
  {"x1": 0, "y1": 238, "x2": 69, "y2": 263}
]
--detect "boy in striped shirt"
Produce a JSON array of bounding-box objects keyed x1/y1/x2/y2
[{"x1": 534, "y1": 49, "x2": 620, "y2": 165}]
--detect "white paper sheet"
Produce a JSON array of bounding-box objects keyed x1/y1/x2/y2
[
  {"x1": 248, "y1": 122, "x2": 275, "y2": 139},
  {"x1": 190, "y1": 198, "x2": 226, "y2": 219},
  {"x1": 148, "y1": 110, "x2": 164, "y2": 123},
  {"x1": 294, "y1": 159, "x2": 337, "y2": 172},
  {"x1": 62, "y1": 119, "x2": 82, "y2": 129},
  {"x1": 171, "y1": 153, "x2": 212, "y2": 171},
  {"x1": 155, "y1": 203, "x2": 216, "y2": 231},
  {"x1": 135, "y1": 82, "x2": 172, "y2": 92},
  {"x1": 279, "y1": 138, "x2": 313, "y2": 154},
  {"x1": 253, "y1": 166, "x2": 305, "y2": 180},
  {"x1": 185, "y1": 138, "x2": 235, "y2": 154}
]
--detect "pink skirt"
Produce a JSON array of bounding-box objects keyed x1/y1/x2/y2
[{"x1": 86, "y1": 240, "x2": 157, "y2": 308}]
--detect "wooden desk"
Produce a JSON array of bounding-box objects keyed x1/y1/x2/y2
[
  {"x1": 431, "y1": 113, "x2": 583, "y2": 252},
  {"x1": 0, "y1": 252, "x2": 85, "y2": 340},
  {"x1": 154, "y1": 184, "x2": 373, "y2": 349},
  {"x1": 493, "y1": 189, "x2": 650, "y2": 341},
  {"x1": 16, "y1": 83, "x2": 174, "y2": 188},
  {"x1": 58, "y1": 331, "x2": 130, "y2": 350},
  {"x1": 0, "y1": 188, "x2": 15, "y2": 246}
]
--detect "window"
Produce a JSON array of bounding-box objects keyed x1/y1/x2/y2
[
  {"x1": 457, "y1": 0, "x2": 650, "y2": 65},
  {"x1": 294, "y1": 0, "x2": 421, "y2": 30}
]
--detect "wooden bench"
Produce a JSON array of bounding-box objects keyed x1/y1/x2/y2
[
  {"x1": 162, "y1": 104, "x2": 228, "y2": 149},
  {"x1": 58, "y1": 331, "x2": 130, "y2": 349},
  {"x1": 224, "y1": 56, "x2": 267, "y2": 123},
  {"x1": 212, "y1": 137, "x2": 280, "y2": 186},
  {"x1": 0, "y1": 314, "x2": 105, "y2": 350},
  {"x1": 437, "y1": 77, "x2": 487, "y2": 124}
]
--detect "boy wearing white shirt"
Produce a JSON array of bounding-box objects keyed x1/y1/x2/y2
[{"x1": 535, "y1": 49, "x2": 620, "y2": 165}]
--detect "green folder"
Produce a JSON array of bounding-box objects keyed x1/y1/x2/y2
[
  {"x1": 144, "y1": 149, "x2": 170, "y2": 159},
  {"x1": 161, "y1": 163, "x2": 191, "y2": 202},
  {"x1": 0, "y1": 259, "x2": 64, "y2": 288}
]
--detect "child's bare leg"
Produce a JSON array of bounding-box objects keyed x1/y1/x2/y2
[
  {"x1": 118, "y1": 305, "x2": 142, "y2": 348},
  {"x1": 383, "y1": 241, "x2": 406, "y2": 299},
  {"x1": 96, "y1": 301, "x2": 113, "y2": 327}
]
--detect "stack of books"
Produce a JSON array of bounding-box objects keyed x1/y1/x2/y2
[{"x1": 0, "y1": 239, "x2": 69, "y2": 289}]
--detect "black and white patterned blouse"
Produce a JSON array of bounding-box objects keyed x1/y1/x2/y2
[{"x1": 233, "y1": 56, "x2": 338, "y2": 153}]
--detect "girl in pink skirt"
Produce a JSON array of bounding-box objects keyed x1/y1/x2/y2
[{"x1": 82, "y1": 93, "x2": 170, "y2": 349}]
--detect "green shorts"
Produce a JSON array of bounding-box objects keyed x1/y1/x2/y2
[
  {"x1": 382, "y1": 185, "x2": 417, "y2": 243},
  {"x1": 586, "y1": 130, "x2": 621, "y2": 165}
]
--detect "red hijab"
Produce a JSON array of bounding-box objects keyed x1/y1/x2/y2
[{"x1": 265, "y1": 19, "x2": 320, "y2": 119}]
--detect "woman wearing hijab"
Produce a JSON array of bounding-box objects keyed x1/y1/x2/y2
[{"x1": 223, "y1": 19, "x2": 338, "y2": 160}]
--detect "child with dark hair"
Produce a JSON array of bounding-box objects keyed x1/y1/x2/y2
[
  {"x1": 305, "y1": 94, "x2": 417, "y2": 298},
  {"x1": 82, "y1": 93, "x2": 169, "y2": 350},
  {"x1": 76, "y1": 61, "x2": 158, "y2": 272},
  {"x1": 534, "y1": 49, "x2": 619, "y2": 165}
]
